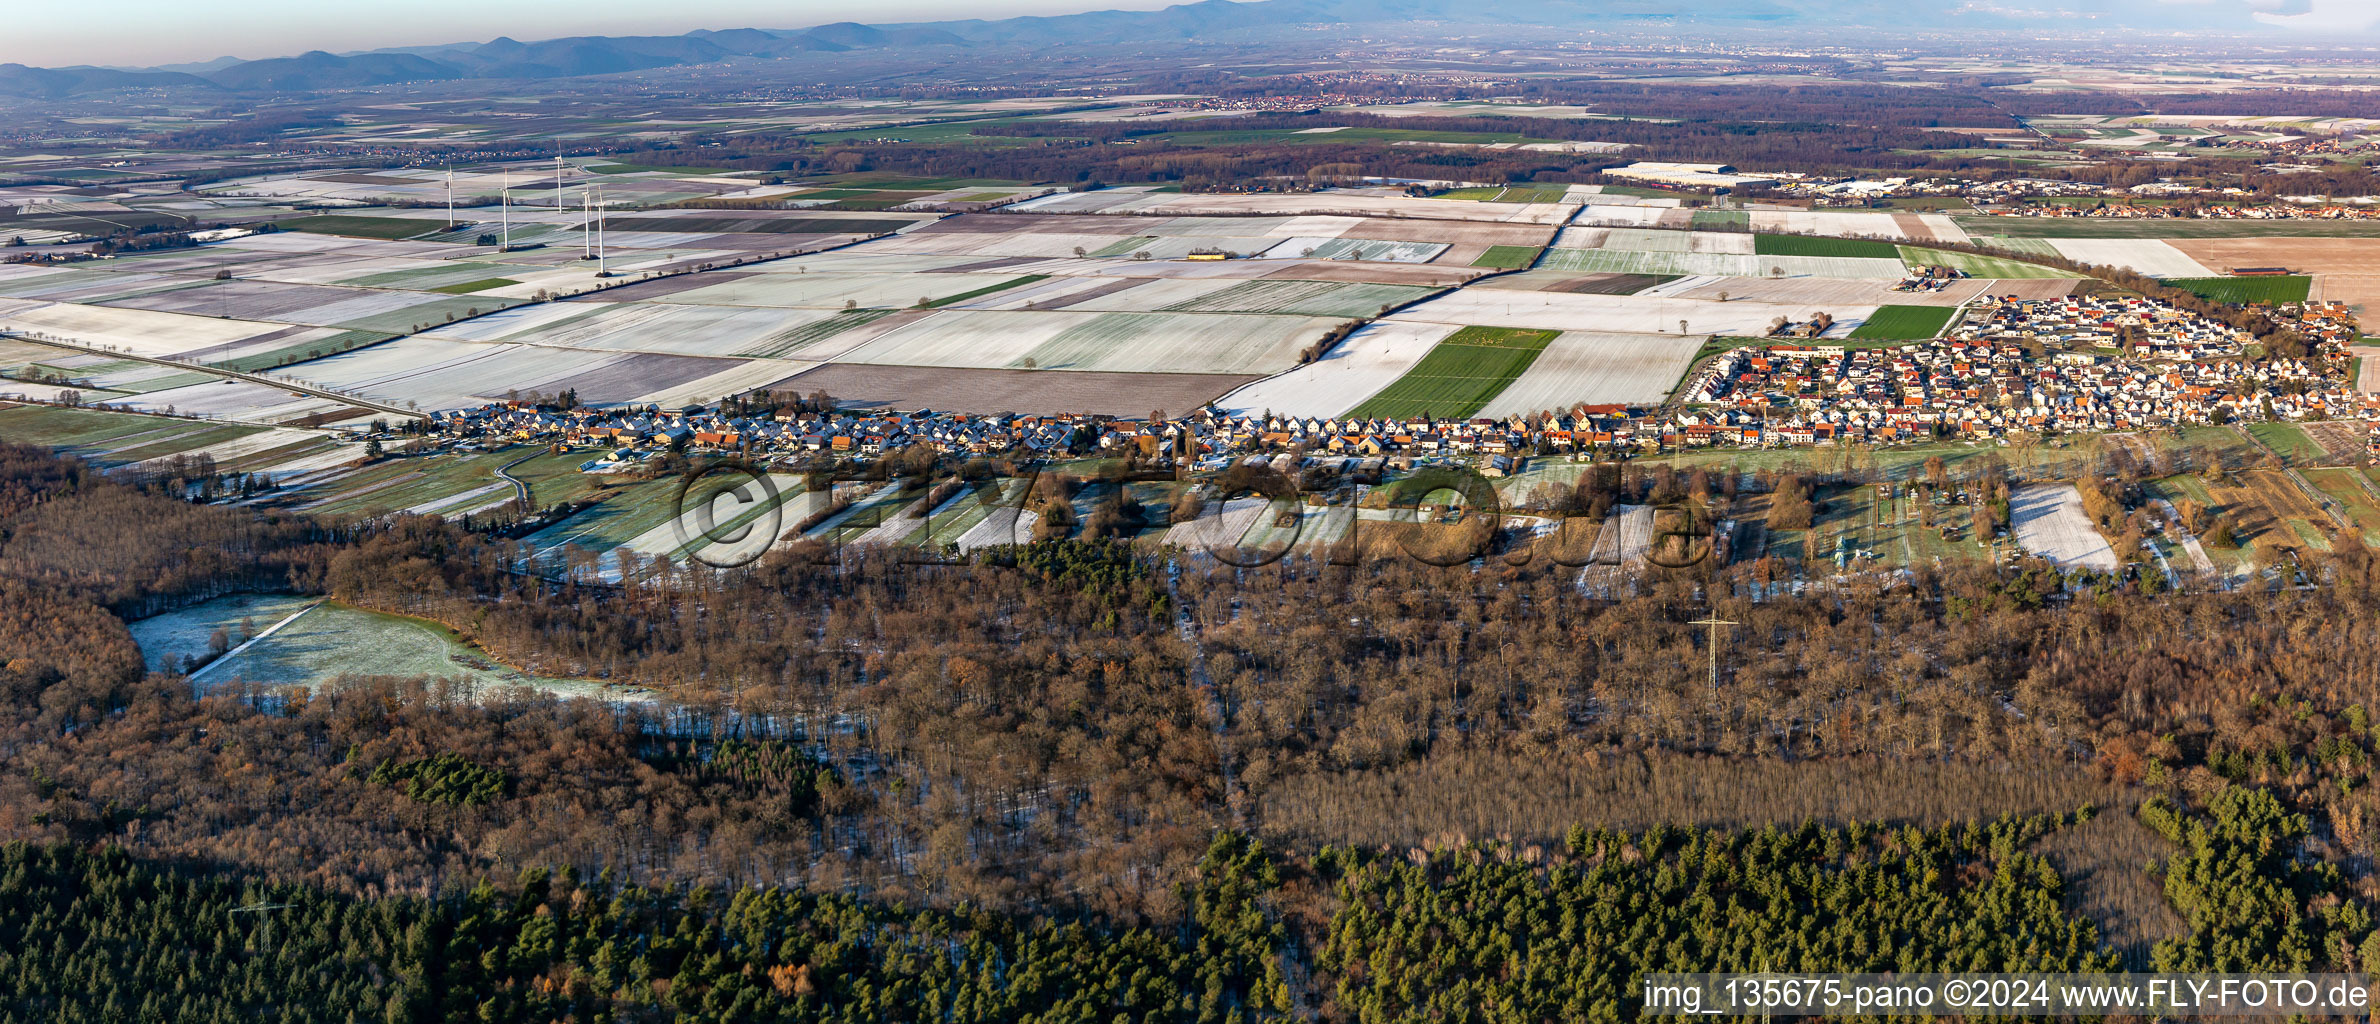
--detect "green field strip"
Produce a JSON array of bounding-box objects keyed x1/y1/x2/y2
[
  {"x1": 525, "y1": 478, "x2": 698, "y2": 553},
  {"x1": 1967, "y1": 235, "x2": 2061, "y2": 258},
  {"x1": 1848, "y1": 305, "x2": 1958, "y2": 341},
  {"x1": 2245, "y1": 422, "x2": 2326, "y2": 464},
  {"x1": 1160, "y1": 279, "x2": 1434, "y2": 317},
  {"x1": 1690, "y1": 209, "x2": 1751, "y2": 230},
  {"x1": 1470, "y1": 245, "x2": 1539, "y2": 269},
  {"x1": 1899, "y1": 246, "x2": 2075, "y2": 280},
  {"x1": 1090, "y1": 236, "x2": 1161, "y2": 258},
  {"x1": 213, "y1": 331, "x2": 398, "y2": 373},
  {"x1": 1753, "y1": 234, "x2": 1902, "y2": 259},
  {"x1": 2304, "y1": 468, "x2": 2380, "y2": 543},
  {"x1": 429, "y1": 278, "x2": 520, "y2": 295},
  {"x1": 106, "y1": 370, "x2": 225, "y2": 394},
  {"x1": 497, "y1": 451, "x2": 612, "y2": 509},
  {"x1": 277, "y1": 215, "x2": 447, "y2": 241},
  {"x1": 105, "y1": 425, "x2": 267, "y2": 465},
  {"x1": 2162, "y1": 276, "x2": 2313, "y2": 304},
  {"x1": 736, "y1": 309, "x2": 896, "y2": 359},
  {"x1": 0, "y1": 405, "x2": 199, "y2": 449},
  {"x1": 924, "y1": 275, "x2": 1048, "y2": 308},
  {"x1": 1437, "y1": 184, "x2": 1569, "y2": 202},
  {"x1": 1345, "y1": 325, "x2": 1559, "y2": 420},
  {"x1": 665, "y1": 477, "x2": 811, "y2": 562}
]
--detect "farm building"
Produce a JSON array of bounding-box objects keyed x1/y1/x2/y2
[{"x1": 1604, "y1": 162, "x2": 1779, "y2": 190}]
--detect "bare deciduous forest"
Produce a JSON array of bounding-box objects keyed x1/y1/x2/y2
[{"x1": 5, "y1": 437, "x2": 2380, "y2": 1019}]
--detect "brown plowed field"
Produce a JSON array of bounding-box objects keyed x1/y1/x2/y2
[
  {"x1": 909, "y1": 213, "x2": 1145, "y2": 234},
  {"x1": 1975, "y1": 278, "x2": 2082, "y2": 300},
  {"x1": 2166, "y1": 237, "x2": 2380, "y2": 313},
  {"x1": 1339, "y1": 219, "x2": 1556, "y2": 247}
]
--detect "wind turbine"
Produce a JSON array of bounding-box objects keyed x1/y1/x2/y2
[
  {"x1": 554, "y1": 156, "x2": 565, "y2": 211},
  {"x1": 499, "y1": 168, "x2": 511, "y2": 250},
  {"x1": 594, "y1": 185, "x2": 608, "y2": 277},
  {"x1": 444, "y1": 162, "x2": 454, "y2": 229}
]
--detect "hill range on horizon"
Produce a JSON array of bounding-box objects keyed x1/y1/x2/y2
[{"x1": 2, "y1": 0, "x2": 2369, "y2": 99}]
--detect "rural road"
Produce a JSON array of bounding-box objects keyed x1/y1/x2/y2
[
  {"x1": 2150, "y1": 498, "x2": 2217, "y2": 576},
  {"x1": 496, "y1": 450, "x2": 538, "y2": 509},
  {"x1": 0, "y1": 329, "x2": 422, "y2": 422}
]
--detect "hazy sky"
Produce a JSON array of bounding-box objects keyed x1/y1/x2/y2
[
  {"x1": 11, "y1": 0, "x2": 2373, "y2": 68},
  {"x1": 5, "y1": 0, "x2": 1181, "y2": 68}
]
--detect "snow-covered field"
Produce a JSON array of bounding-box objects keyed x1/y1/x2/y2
[
  {"x1": 1214, "y1": 322, "x2": 1457, "y2": 417},
  {"x1": 1474, "y1": 331, "x2": 1700, "y2": 415},
  {"x1": 1388, "y1": 290, "x2": 1874, "y2": 338},
  {"x1": 2010, "y1": 484, "x2": 2118, "y2": 570},
  {"x1": 2044, "y1": 239, "x2": 2216, "y2": 278}
]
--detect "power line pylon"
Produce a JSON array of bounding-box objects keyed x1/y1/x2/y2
[{"x1": 1689, "y1": 614, "x2": 1736, "y2": 688}]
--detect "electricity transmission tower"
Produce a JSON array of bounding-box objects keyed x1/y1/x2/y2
[{"x1": 1689, "y1": 614, "x2": 1736, "y2": 688}]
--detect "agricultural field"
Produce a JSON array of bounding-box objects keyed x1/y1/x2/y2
[
  {"x1": 278, "y1": 215, "x2": 451, "y2": 241},
  {"x1": 1471, "y1": 246, "x2": 1540, "y2": 269},
  {"x1": 2299, "y1": 421, "x2": 2373, "y2": 462},
  {"x1": 1675, "y1": 276, "x2": 1994, "y2": 307},
  {"x1": 1752, "y1": 234, "x2": 1903, "y2": 259},
  {"x1": 1215, "y1": 322, "x2": 1453, "y2": 417},
  {"x1": 2162, "y1": 275, "x2": 2314, "y2": 304},
  {"x1": 281, "y1": 334, "x2": 743, "y2": 410},
  {"x1": 1898, "y1": 247, "x2": 2079, "y2": 280},
  {"x1": 773, "y1": 362, "x2": 1254, "y2": 416},
  {"x1": 278, "y1": 448, "x2": 531, "y2": 518},
  {"x1": 1438, "y1": 184, "x2": 1570, "y2": 203},
  {"x1": 1537, "y1": 245, "x2": 1910, "y2": 280},
  {"x1": 1346, "y1": 326, "x2": 1558, "y2": 419},
  {"x1": 0, "y1": 301, "x2": 303, "y2": 360},
  {"x1": 1747, "y1": 210, "x2": 1970, "y2": 245},
  {"x1": 829, "y1": 309, "x2": 1332, "y2": 375},
  {"x1": 2234, "y1": 469, "x2": 2335, "y2": 555},
  {"x1": 1474, "y1": 331, "x2": 1700, "y2": 415},
  {"x1": 1387, "y1": 288, "x2": 1879, "y2": 338},
  {"x1": 0, "y1": 403, "x2": 259, "y2": 462},
  {"x1": 1011, "y1": 188, "x2": 1574, "y2": 224},
  {"x1": 1534, "y1": 248, "x2": 1757, "y2": 278},
  {"x1": 1847, "y1": 305, "x2": 1959, "y2": 341},
  {"x1": 2152, "y1": 469, "x2": 2328, "y2": 561},
  {"x1": 1256, "y1": 237, "x2": 1447, "y2": 263},
  {"x1": 1497, "y1": 272, "x2": 1675, "y2": 296},
  {"x1": 1159, "y1": 279, "x2": 1434, "y2": 317},
  {"x1": 2165, "y1": 237, "x2": 2380, "y2": 314},
  {"x1": 2301, "y1": 468, "x2": 2380, "y2": 546},
  {"x1": 1564, "y1": 228, "x2": 1755, "y2": 255},
  {"x1": 2043, "y1": 239, "x2": 2216, "y2": 278},
  {"x1": 2244, "y1": 422, "x2": 2327, "y2": 465}
]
